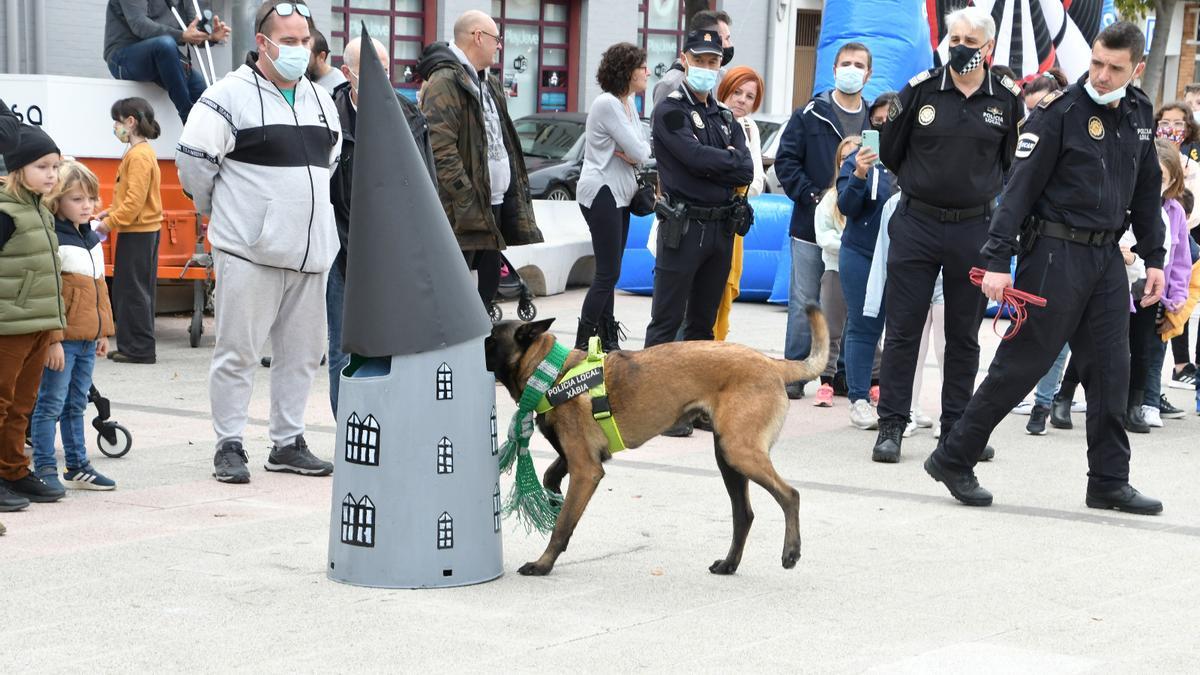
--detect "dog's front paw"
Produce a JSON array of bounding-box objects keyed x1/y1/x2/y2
[
  {"x1": 518, "y1": 561, "x2": 552, "y2": 576},
  {"x1": 709, "y1": 559, "x2": 738, "y2": 575},
  {"x1": 781, "y1": 547, "x2": 801, "y2": 569}
]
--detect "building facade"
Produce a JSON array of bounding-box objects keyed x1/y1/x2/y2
[{"x1": 2, "y1": 0, "x2": 827, "y2": 118}]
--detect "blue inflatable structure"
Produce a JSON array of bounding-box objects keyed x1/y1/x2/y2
[
  {"x1": 813, "y1": 0, "x2": 933, "y2": 103},
  {"x1": 616, "y1": 194, "x2": 795, "y2": 301}
]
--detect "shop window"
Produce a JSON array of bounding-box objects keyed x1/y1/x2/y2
[
  {"x1": 638, "y1": 0, "x2": 687, "y2": 117},
  {"x1": 331, "y1": 1, "x2": 429, "y2": 98},
  {"x1": 493, "y1": 0, "x2": 572, "y2": 116}
]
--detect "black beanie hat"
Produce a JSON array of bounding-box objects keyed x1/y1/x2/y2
[{"x1": 2, "y1": 124, "x2": 61, "y2": 173}]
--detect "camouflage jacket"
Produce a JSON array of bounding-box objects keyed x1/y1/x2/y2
[{"x1": 418, "y1": 43, "x2": 541, "y2": 251}]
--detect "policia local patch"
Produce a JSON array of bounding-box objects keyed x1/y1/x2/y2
[{"x1": 1015, "y1": 132, "x2": 1039, "y2": 159}]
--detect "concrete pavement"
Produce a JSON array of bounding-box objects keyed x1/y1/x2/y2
[{"x1": 2, "y1": 289, "x2": 1199, "y2": 672}]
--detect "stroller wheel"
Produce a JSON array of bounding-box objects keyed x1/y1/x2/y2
[
  {"x1": 489, "y1": 303, "x2": 503, "y2": 323},
  {"x1": 97, "y1": 424, "x2": 133, "y2": 458},
  {"x1": 517, "y1": 301, "x2": 537, "y2": 321}
]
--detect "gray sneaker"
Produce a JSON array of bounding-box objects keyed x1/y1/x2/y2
[
  {"x1": 213, "y1": 441, "x2": 251, "y2": 484},
  {"x1": 265, "y1": 435, "x2": 333, "y2": 476}
]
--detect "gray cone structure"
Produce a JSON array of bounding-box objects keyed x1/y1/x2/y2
[{"x1": 328, "y1": 23, "x2": 502, "y2": 589}]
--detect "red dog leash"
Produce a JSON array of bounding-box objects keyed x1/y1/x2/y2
[{"x1": 969, "y1": 267, "x2": 1048, "y2": 341}]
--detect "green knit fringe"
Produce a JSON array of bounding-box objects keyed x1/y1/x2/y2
[{"x1": 503, "y1": 450, "x2": 563, "y2": 534}]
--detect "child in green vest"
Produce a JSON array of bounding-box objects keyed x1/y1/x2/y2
[{"x1": 0, "y1": 124, "x2": 67, "y2": 517}]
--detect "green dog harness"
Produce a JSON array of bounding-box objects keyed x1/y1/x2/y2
[{"x1": 535, "y1": 336, "x2": 626, "y2": 453}]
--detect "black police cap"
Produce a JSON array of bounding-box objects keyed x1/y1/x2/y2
[{"x1": 684, "y1": 29, "x2": 723, "y2": 56}]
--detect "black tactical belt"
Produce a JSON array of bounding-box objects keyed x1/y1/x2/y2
[
  {"x1": 1035, "y1": 219, "x2": 1118, "y2": 247},
  {"x1": 906, "y1": 196, "x2": 991, "y2": 223},
  {"x1": 683, "y1": 203, "x2": 737, "y2": 221}
]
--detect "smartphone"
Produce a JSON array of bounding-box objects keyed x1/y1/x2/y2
[{"x1": 861, "y1": 129, "x2": 880, "y2": 163}]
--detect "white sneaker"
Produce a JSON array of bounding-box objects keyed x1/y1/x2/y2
[
  {"x1": 1011, "y1": 401, "x2": 1034, "y2": 415},
  {"x1": 903, "y1": 420, "x2": 917, "y2": 438},
  {"x1": 1142, "y1": 405, "x2": 1163, "y2": 428},
  {"x1": 850, "y1": 399, "x2": 879, "y2": 430},
  {"x1": 1072, "y1": 400, "x2": 1087, "y2": 413},
  {"x1": 912, "y1": 410, "x2": 934, "y2": 428}
]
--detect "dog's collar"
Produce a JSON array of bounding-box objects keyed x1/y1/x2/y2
[{"x1": 533, "y1": 337, "x2": 626, "y2": 453}]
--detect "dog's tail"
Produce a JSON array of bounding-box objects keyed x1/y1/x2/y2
[{"x1": 775, "y1": 305, "x2": 829, "y2": 385}]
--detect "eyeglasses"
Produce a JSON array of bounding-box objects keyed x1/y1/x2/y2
[
  {"x1": 257, "y1": 2, "x2": 312, "y2": 34},
  {"x1": 1158, "y1": 121, "x2": 1188, "y2": 130},
  {"x1": 475, "y1": 29, "x2": 503, "y2": 45}
]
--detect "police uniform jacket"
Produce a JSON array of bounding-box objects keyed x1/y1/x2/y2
[
  {"x1": 979, "y1": 77, "x2": 1165, "y2": 273},
  {"x1": 880, "y1": 66, "x2": 1022, "y2": 209},
  {"x1": 651, "y1": 84, "x2": 754, "y2": 208}
]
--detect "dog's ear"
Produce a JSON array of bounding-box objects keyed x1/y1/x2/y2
[{"x1": 514, "y1": 318, "x2": 555, "y2": 347}]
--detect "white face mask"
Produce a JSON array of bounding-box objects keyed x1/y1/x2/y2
[{"x1": 1084, "y1": 72, "x2": 1134, "y2": 106}]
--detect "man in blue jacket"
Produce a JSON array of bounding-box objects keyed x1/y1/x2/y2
[{"x1": 775, "y1": 42, "x2": 873, "y2": 398}]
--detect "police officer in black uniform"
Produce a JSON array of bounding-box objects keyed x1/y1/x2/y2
[
  {"x1": 872, "y1": 7, "x2": 1023, "y2": 463},
  {"x1": 645, "y1": 32, "x2": 753, "y2": 339},
  {"x1": 925, "y1": 21, "x2": 1164, "y2": 515}
]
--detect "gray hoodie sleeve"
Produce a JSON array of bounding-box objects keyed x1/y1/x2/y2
[
  {"x1": 118, "y1": 0, "x2": 188, "y2": 42},
  {"x1": 176, "y1": 96, "x2": 236, "y2": 215}
]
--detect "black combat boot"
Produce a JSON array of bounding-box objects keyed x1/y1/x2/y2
[
  {"x1": 599, "y1": 316, "x2": 626, "y2": 352},
  {"x1": 871, "y1": 418, "x2": 905, "y2": 463},
  {"x1": 574, "y1": 317, "x2": 599, "y2": 350}
]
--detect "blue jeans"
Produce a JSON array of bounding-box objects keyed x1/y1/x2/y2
[
  {"x1": 30, "y1": 340, "x2": 97, "y2": 471},
  {"x1": 1144, "y1": 339, "x2": 1167, "y2": 407},
  {"x1": 785, "y1": 238, "x2": 825, "y2": 362},
  {"x1": 327, "y1": 263, "x2": 349, "y2": 416},
  {"x1": 839, "y1": 246, "x2": 885, "y2": 402},
  {"x1": 107, "y1": 35, "x2": 206, "y2": 121},
  {"x1": 1033, "y1": 344, "x2": 1070, "y2": 407}
]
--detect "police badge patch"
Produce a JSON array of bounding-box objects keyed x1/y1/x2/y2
[
  {"x1": 1014, "y1": 132, "x2": 1039, "y2": 159},
  {"x1": 888, "y1": 99, "x2": 903, "y2": 121},
  {"x1": 1088, "y1": 117, "x2": 1104, "y2": 140},
  {"x1": 918, "y1": 105, "x2": 936, "y2": 126},
  {"x1": 691, "y1": 110, "x2": 705, "y2": 129}
]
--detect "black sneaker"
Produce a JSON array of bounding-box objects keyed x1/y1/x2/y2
[
  {"x1": 831, "y1": 372, "x2": 849, "y2": 397},
  {"x1": 785, "y1": 382, "x2": 805, "y2": 400},
  {"x1": 0, "y1": 484, "x2": 31, "y2": 512},
  {"x1": 265, "y1": 435, "x2": 333, "y2": 476},
  {"x1": 2, "y1": 473, "x2": 65, "y2": 503},
  {"x1": 1124, "y1": 404, "x2": 1150, "y2": 434},
  {"x1": 1169, "y1": 363, "x2": 1197, "y2": 390},
  {"x1": 1026, "y1": 405, "x2": 1049, "y2": 435},
  {"x1": 1159, "y1": 395, "x2": 1186, "y2": 419},
  {"x1": 213, "y1": 441, "x2": 251, "y2": 483}
]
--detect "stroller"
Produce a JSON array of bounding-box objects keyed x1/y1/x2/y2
[
  {"x1": 22, "y1": 385, "x2": 132, "y2": 458},
  {"x1": 489, "y1": 254, "x2": 537, "y2": 323}
]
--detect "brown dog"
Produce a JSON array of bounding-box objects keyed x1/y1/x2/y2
[{"x1": 485, "y1": 306, "x2": 829, "y2": 577}]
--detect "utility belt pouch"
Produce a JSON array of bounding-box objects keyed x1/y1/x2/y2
[
  {"x1": 1019, "y1": 216, "x2": 1040, "y2": 255},
  {"x1": 728, "y1": 196, "x2": 754, "y2": 236}
]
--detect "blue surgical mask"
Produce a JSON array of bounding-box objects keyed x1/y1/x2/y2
[
  {"x1": 1084, "y1": 75, "x2": 1131, "y2": 106},
  {"x1": 834, "y1": 66, "x2": 866, "y2": 94},
  {"x1": 264, "y1": 36, "x2": 309, "y2": 82},
  {"x1": 686, "y1": 65, "x2": 718, "y2": 93}
]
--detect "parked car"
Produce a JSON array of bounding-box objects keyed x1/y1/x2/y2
[
  {"x1": 754, "y1": 113, "x2": 792, "y2": 196},
  {"x1": 515, "y1": 112, "x2": 655, "y2": 201}
]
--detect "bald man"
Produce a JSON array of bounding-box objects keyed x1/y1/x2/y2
[
  {"x1": 325, "y1": 36, "x2": 435, "y2": 415},
  {"x1": 417, "y1": 10, "x2": 542, "y2": 310}
]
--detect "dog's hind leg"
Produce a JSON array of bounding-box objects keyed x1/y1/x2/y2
[
  {"x1": 518, "y1": 444, "x2": 605, "y2": 577},
  {"x1": 710, "y1": 434, "x2": 754, "y2": 575},
  {"x1": 722, "y1": 442, "x2": 802, "y2": 570}
]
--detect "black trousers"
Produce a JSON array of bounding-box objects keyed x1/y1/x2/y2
[
  {"x1": 1128, "y1": 301, "x2": 1162, "y2": 404},
  {"x1": 579, "y1": 186, "x2": 630, "y2": 325},
  {"x1": 644, "y1": 218, "x2": 733, "y2": 348},
  {"x1": 464, "y1": 205, "x2": 505, "y2": 309},
  {"x1": 112, "y1": 230, "x2": 159, "y2": 359},
  {"x1": 877, "y1": 201, "x2": 989, "y2": 429},
  {"x1": 935, "y1": 237, "x2": 1133, "y2": 490}
]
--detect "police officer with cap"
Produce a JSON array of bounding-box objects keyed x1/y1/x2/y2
[
  {"x1": 645, "y1": 28, "x2": 754, "y2": 436},
  {"x1": 872, "y1": 5, "x2": 1023, "y2": 463},
  {"x1": 925, "y1": 21, "x2": 1164, "y2": 515}
]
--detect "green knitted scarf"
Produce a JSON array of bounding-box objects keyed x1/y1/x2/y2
[{"x1": 498, "y1": 341, "x2": 570, "y2": 534}]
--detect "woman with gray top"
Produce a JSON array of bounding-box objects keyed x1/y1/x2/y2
[{"x1": 575, "y1": 42, "x2": 652, "y2": 350}]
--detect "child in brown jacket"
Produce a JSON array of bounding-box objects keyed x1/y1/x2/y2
[{"x1": 29, "y1": 160, "x2": 117, "y2": 491}]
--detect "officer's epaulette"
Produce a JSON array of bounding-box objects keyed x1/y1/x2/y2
[
  {"x1": 667, "y1": 90, "x2": 684, "y2": 101},
  {"x1": 999, "y1": 74, "x2": 1022, "y2": 97},
  {"x1": 908, "y1": 68, "x2": 937, "y2": 87},
  {"x1": 1037, "y1": 89, "x2": 1065, "y2": 109}
]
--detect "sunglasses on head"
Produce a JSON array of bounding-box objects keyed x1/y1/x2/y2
[{"x1": 257, "y1": 2, "x2": 311, "y2": 33}]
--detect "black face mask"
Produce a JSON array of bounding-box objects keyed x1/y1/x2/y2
[
  {"x1": 948, "y1": 44, "x2": 984, "y2": 74},
  {"x1": 722, "y1": 46, "x2": 734, "y2": 67},
  {"x1": 871, "y1": 121, "x2": 883, "y2": 131}
]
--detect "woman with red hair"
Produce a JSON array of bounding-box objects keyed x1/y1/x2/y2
[{"x1": 712, "y1": 65, "x2": 765, "y2": 341}]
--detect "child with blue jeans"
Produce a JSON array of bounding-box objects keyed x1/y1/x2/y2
[{"x1": 30, "y1": 160, "x2": 117, "y2": 491}]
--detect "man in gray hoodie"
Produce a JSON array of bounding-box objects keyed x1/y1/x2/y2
[{"x1": 176, "y1": 0, "x2": 341, "y2": 484}]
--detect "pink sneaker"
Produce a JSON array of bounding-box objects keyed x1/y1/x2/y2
[
  {"x1": 813, "y1": 383, "x2": 835, "y2": 407},
  {"x1": 868, "y1": 385, "x2": 880, "y2": 406}
]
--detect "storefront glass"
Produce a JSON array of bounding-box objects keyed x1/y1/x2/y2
[
  {"x1": 494, "y1": 0, "x2": 572, "y2": 116},
  {"x1": 331, "y1": 1, "x2": 428, "y2": 96},
  {"x1": 638, "y1": 0, "x2": 685, "y2": 116}
]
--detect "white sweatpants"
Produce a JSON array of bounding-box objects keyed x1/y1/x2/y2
[{"x1": 210, "y1": 251, "x2": 328, "y2": 449}]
